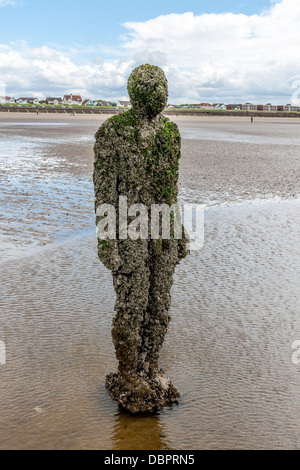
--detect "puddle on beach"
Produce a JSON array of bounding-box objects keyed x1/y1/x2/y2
[{"x1": 0, "y1": 117, "x2": 299, "y2": 449}]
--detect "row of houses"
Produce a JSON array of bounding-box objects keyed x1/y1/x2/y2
[
  {"x1": 0, "y1": 94, "x2": 128, "y2": 107},
  {"x1": 238, "y1": 102, "x2": 299, "y2": 112},
  {"x1": 168, "y1": 102, "x2": 300, "y2": 112},
  {"x1": 224, "y1": 102, "x2": 299, "y2": 112},
  {"x1": 1, "y1": 95, "x2": 299, "y2": 112},
  {"x1": 167, "y1": 102, "x2": 229, "y2": 109}
]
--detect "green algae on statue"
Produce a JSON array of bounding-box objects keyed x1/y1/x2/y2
[{"x1": 93, "y1": 64, "x2": 189, "y2": 414}]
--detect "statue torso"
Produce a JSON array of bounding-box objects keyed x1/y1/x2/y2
[{"x1": 94, "y1": 109, "x2": 181, "y2": 208}]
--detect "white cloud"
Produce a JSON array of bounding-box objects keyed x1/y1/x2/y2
[
  {"x1": 0, "y1": 0, "x2": 299, "y2": 103},
  {"x1": 122, "y1": 0, "x2": 300, "y2": 103},
  {"x1": 0, "y1": 0, "x2": 16, "y2": 6},
  {"x1": 0, "y1": 42, "x2": 133, "y2": 100}
]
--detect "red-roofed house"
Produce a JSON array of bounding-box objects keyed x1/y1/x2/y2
[
  {"x1": 63, "y1": 94, "x2": 82, "y2": 105},
  {"x1": 198, "y1": 103, "x2": 214, "y2": 109}
]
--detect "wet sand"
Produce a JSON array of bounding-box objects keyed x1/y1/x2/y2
[{"x1": 0, "y1": 114, "x2": 299, "y2": 449}]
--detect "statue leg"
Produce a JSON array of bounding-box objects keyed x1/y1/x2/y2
[
  {"x1": 111, "y1": 259, "x2": 150, "y2": 386},
  {"x1": 139, "y1": 240, "x2": 178, "y2": 377},
  {"x1": 106, "y1": 240, "x2": 157, "y2": 409},
  {"x1": 105, "y1": 240, "x2": 180, "y2": 413}
]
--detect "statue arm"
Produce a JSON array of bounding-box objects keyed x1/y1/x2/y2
[
  {"x1": 94, "y1": 121, "x2": 121, "y2": 272},
  {"x1": 94, "y1": 121, "x2": 119, "y2": 206},
  {"x1": 165, "y1": 120, "x2": 189, "y2": 260}
]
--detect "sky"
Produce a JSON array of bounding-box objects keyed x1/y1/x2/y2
[{"x1": 0, "y1": 0, "x2": 300, "y2": 104}]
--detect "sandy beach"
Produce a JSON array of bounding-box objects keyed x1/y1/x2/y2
[
  {"x1": 0, "y1": 113, "x2": 299, "y2": 449},
  {"x1": 1, "y1": 111, "x2": 300, "y2": 123}
]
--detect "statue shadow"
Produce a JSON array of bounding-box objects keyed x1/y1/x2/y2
[{"x1": 111, "y1": 408, "x2": 171, "y2": 451}]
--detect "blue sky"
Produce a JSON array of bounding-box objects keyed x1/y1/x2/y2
[
  {"x1": 0, "y1": 1, "x2": 273, "y2": 51},
  {"x1": 0, "y1": 0, "x2": 299, "y2": 104}
]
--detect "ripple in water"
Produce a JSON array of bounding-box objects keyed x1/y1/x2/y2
[{"x1": 0, "y1": 200, "x2": 299, "y2": 449}]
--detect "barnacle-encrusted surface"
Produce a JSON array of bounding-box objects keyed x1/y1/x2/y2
[{"x1": 93, "y1": 64, "x2": 188, "y2": 413}]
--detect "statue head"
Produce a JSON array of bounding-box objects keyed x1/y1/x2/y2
[{"x1": 127, "y1": 64, "x2": 168, "y2": 118}]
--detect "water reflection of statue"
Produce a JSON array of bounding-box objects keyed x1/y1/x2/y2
[
  {"x1": 94, "y1": 64, "x2": 188, "y2": 413},
  {"x1": 111, "y1": 410, "x2": 170, "y2": 450}
]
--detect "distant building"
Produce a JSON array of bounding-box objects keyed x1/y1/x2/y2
[
  {"x1": 46, "y1": 97, "x2": 63, "y2": 105},
  {"x1": 283, "y1": 104, "x2": 298, "y2": 112},
  {"x1": 214, "y1": 103, "x2": 226, "y2": 109},
  {"x1": 264, "y1": 103, "x2": 278, "y2": 111},
  {"x1": 198, "y1": 102, "x2": 214, "y2": 109},
  {"x1": 16, "y1": 97, "x2": 40, "y2": 105},
  {"x1": 117, "y1": 100, "x2": 131, "y2": 108},
  {"x1": 82, "y1": 99, "x2": 94, "y2": 106},
  {"x1": 95, "y1": 100, "x2": 113, "y2": 107},
  {"x1": 243, "y1": 103, "x2": 257, "y2": 111},
  {"x1": 227, "y1": 104, "x2": 242, "y2": 110},
  {"x1": 0, "y1": 96, "x2": 14, "y2": 104},
  {"x1": 63, "y1": 94, "x2": 82, "y2": 105}
]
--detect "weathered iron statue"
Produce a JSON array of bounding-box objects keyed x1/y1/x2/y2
[{"x1": 93, "y1": 64, "x2": 188, "y2": 413}]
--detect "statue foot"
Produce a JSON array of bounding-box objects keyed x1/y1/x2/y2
[{"x1": 105, "y1": 371, "x2": 180, "y2": 414}]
